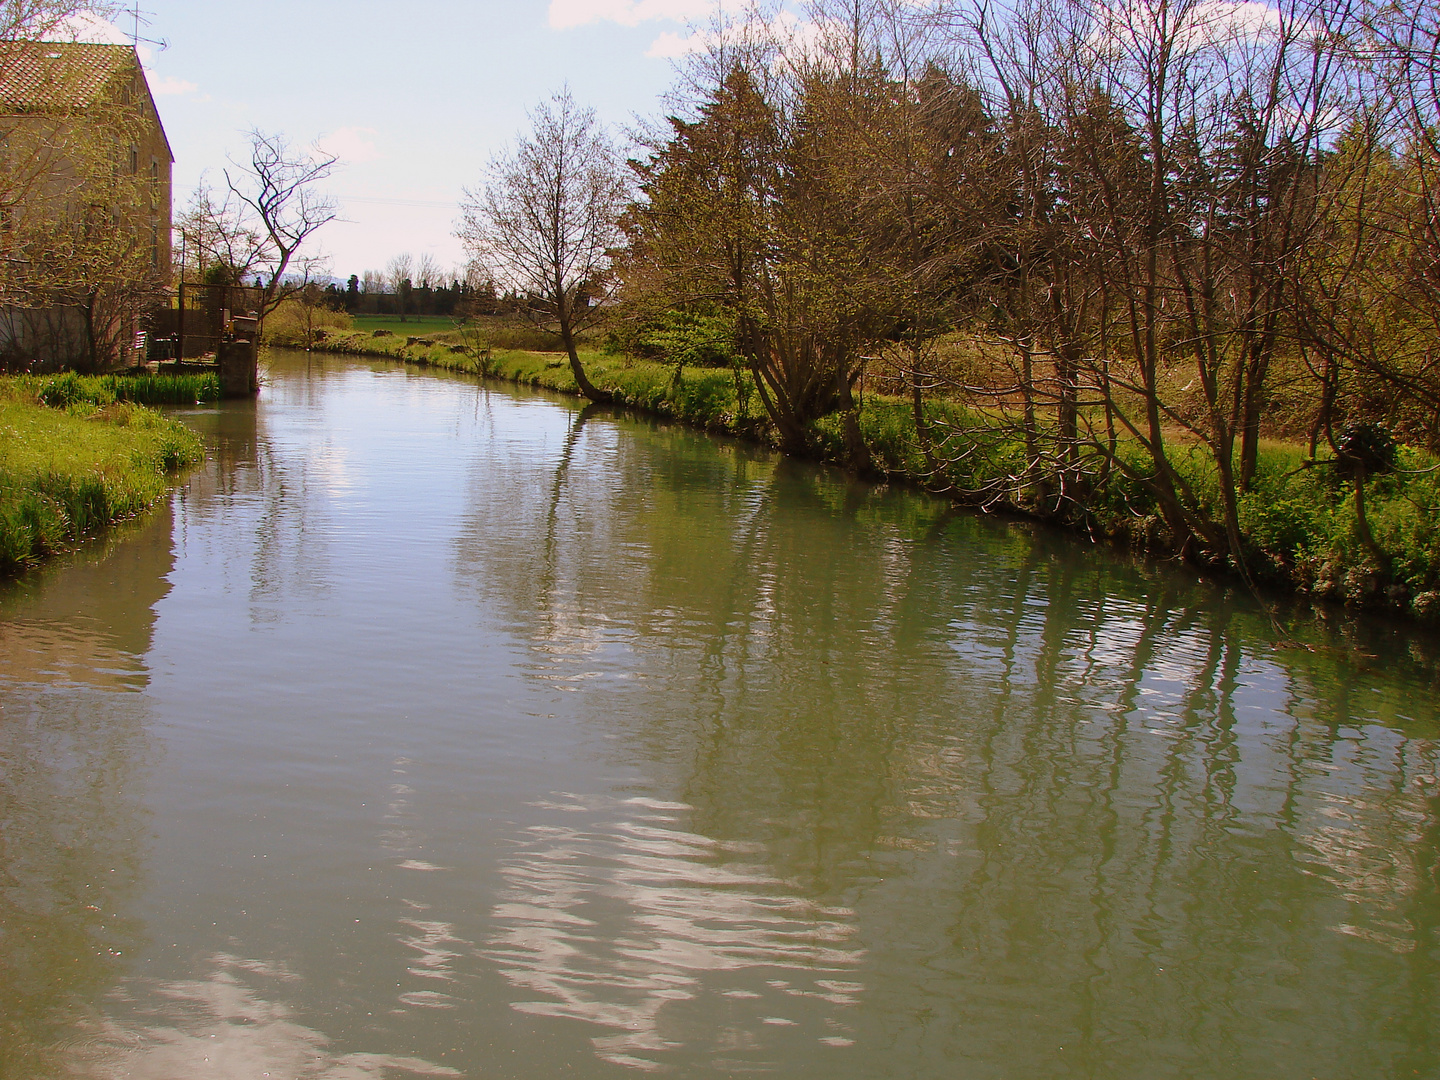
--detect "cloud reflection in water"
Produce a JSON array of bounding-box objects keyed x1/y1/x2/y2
[
  {"x1": 484, "y1": 794, "x2": 863, "y2": 1071},
  {"x1": 68, "y1": 954, "x2": 460, "y2": 1080}
]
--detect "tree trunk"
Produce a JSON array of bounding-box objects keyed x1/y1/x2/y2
[
  {"x1": 1237, "y1": 341, "x2": 1273, "y2": 491},
  {"x1": 557, "y1": 304, "x2": 610, "y2": 404}
]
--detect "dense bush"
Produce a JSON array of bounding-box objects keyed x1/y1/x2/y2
[
  {"x1": 262, "y1": 299, "x2": 354, "y2": 346},
  {"x1": 613, "y1": 311, "x2": 740, "y2": 371}
]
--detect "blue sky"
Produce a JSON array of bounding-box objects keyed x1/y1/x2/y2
[{"x1": 91, "y1": 1, "x2": 724, "y2": 280}]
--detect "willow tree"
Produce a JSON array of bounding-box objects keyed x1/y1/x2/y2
[{"x1": 459, "y1": 89, "x2": 629, "y2": 403}]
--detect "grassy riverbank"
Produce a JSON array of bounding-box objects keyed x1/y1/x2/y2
[
  {"x1": 0, "y1": 375, "x2": 206, "y2": 573},
  {"x1": 303, "y1": 330, "x2": 1440, "y2": 624}
]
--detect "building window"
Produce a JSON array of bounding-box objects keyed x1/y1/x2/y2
[{"x1": 128, "y1": 144, "x2": 139, "y2": 173}]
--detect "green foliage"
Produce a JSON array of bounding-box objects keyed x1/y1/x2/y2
[
  {"x1": 111, "y1": 374, "x2": 222, "y2": 405},
  {"x1": 627, "y1": 311, "x2": 740, "y2": 370},
  {"x1": 1239, "y1": 493, "x2": 1319, "y2": 559},
  {"x1": 262, "y1": 298, "x2": 354, "y2": 347},
  {"x1": 38, "y1": 371, "x2": 112, "y2": 408},
  {"x1": 1237, "y1": 445, "x2": 1326, "y2": 559}
]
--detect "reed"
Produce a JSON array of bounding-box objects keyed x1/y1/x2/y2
[{"x1": 16, "y1": 371, "x2": 220, "y2": 407}]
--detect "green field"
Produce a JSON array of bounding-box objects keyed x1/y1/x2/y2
[
  {"x1": 316, "y1": 315, "x2": 571, "y2": 354},
  {"x1": 350, "y1": 314, "x2": 459, "y2": 337}
]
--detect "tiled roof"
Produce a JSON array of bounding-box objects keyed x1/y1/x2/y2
[{"x1": 0, "y1": 41, "x2": 137, "y2": 112}]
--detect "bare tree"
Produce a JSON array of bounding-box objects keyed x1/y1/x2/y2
[
  {"x1": 175, "y1": 181, "x2": 267, "y2": 285},
  {"x1": 220, "y1": 131, "x2": 338, "y2": 317},
  {"x1": 458, "y1": 88, "x2": 629, "y2": 402},
  {"x1": 1, "y1": 1, "x2": 114, "y2": 47},
  {"x1": 414, "y1": 252, "x2": 443, "y2": 290},
  {"x1": 385, "y1": 252, "x2": 412, "y2": 321}
]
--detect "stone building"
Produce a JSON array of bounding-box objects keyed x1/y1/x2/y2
[{"x1": 0, "y1": 41, "x2": 173, "y2": 370}]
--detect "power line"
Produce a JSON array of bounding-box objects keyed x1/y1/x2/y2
[{"x1": 338, "y1": 195, "x2": 457, "y2": 210}]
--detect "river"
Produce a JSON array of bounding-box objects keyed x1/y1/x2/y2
[{"x1": 2, "y1": 349, "x2": 1438, "y2": 1079}]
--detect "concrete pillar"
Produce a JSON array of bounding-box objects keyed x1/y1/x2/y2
[{"x1": 217, "y1": 340, "x2": 258, "y2": 398}]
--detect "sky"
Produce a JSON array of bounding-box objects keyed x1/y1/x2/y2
[
  {"x1": 75, "y1": 1, "x2": 731, "y2": 281},
  {"x1": 57, "y1": 1, "x2": 1291, "y2": 284}
]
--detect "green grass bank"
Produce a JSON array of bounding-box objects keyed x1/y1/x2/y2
[
  {"x1": 301, "y1": 330, "x2": 1440, "y2": 626},
  {"x1": 0, "y1": 374, "x2": 207, "y2": 574}
]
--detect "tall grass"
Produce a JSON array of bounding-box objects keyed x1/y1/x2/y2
[
  {"x1": 0, "y1": 380, "x2": 205, "y2": 573},
  {"x1": 14, "y1": 370, "x2": 220, "y2": 407}
]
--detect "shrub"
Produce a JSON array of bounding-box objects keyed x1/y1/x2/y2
[
  {"x1": 262, "y1": 299, "x2": 354, "y2": 346},
  {"x1": 30, "y1": 372, "x2": 218, "y2": 407},
  {"x1": 1239, "y1": 494, "x2": 1318, "y2": 558},
  {"x1": 625, "y1": 311, "x2": 740, "y2": 370},
  {"x1": 40, "y1": 371, "x2": 113, "y2": 408}
]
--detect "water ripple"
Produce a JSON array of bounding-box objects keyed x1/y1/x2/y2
[{"x1": 482, "y1": 794, "x2": 864, "y2": 1069}]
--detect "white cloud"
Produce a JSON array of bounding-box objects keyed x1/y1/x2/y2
[
  {"x1": 548, "y1": 0, "x2": 716, "y2": 30},
  {"x1": 646, "y1": 8, "x2": 821, "y2": 62},
  {"x1": 546, "y1": 0, "x2": 826, "y2": 63},
  {"x1": 645, "y1": 29, "x2": 704, "y2": 57},
  {"x1": 1186, "y1": 0, "x2": 1286, "y2": 41},
  {"x1": 317, "y1": 126, "x2": 382, "y2": 165},
  {"x1": 149, "y1": 74, "x2": 198, "y2": 97}
]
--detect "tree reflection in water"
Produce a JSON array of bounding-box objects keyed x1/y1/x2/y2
[
  {"x1": 4, "y1": 362, "x2": 1436, "y2": 1080},
  {"x1": 455, "y1": 399, "x2": 1440, "y2": 1077}
]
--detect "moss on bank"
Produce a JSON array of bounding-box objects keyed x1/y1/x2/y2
[
  {"x1": 302, "y1": 332, "x2": 1440, "y2": 625},
  {"x1": 0, "y1": 377, "x2": 205, "y2": 573}
]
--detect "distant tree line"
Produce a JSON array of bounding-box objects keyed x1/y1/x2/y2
[{"x1": 332, "y1": 259, "x2": 504, "y2": 320}]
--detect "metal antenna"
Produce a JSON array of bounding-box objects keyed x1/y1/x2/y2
[{"x1": 125, "y1": 4, "x2": 169, "y2": 53}]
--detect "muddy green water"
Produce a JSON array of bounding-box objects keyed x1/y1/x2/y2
[{"x1": 2, "y1": 351, "x2": 1439, "y2": 1079}]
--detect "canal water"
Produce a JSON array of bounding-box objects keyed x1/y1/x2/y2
[{"x1": 2, "y1": 350, "x2": 1438, "y2": 1079}]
